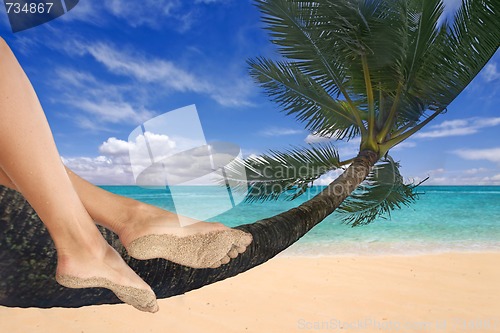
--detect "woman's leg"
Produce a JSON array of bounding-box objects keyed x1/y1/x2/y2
[
  {"x1": 0, "y1": 168, "x2": 16, "y2": 189},
  {"x1": 0, "y1": 38, "x2": 157, "y2": 312},
  {"x1": 1, "y1": 162, "x2": 250, "y2": 267},
  {"x1": 63, "y1": 168, "x2": 251, "y2": 267}
]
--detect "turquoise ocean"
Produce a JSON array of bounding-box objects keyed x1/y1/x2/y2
[{"x1": 102, "y1": 185, "x2": 500, "y2": 256}]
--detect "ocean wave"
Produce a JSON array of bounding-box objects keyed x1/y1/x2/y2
[{"x1": 281, "y1": 241, "x2": 500, "y2": 257}]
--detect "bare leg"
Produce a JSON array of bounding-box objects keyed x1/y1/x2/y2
[
  {"x1": 0, "y1": 168, "x2": 16, "y2": 189},
  {"x1": 64, "y1": 168, "x2": 252, "y2": 268},
  {"x1": 0, "y1": 38, "x2": 157, "y2": 312},
  {"x1": 1, "y1": 163, "x2": 251, "y2": 268}
]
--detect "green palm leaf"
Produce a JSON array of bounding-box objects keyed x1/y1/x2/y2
[
  {"x1": 394, "y1": 0, "x2": 499, "y2": 125},
  {"x1": 337, "y1": 156, "x2": 421, "y2": 226},
  {"x1": 255, "y1": 0, "x2": 353, "y2": 98},
  {"x1": 441, "y1": 0, "x2": 499, "y2": 101},
  {"x1": 227, "y1": 144, "x2": 341, "y2": 202},
  {"x1": 249, "y1": 57, "x2": 360, "y2": 140}
]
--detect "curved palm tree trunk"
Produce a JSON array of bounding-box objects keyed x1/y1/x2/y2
[{"x1": 0, "y1": 151, "x2": 378, "y2": 308}]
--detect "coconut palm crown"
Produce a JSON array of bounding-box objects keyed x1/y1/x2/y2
[{"x1": 240, "y1": 0, "x2": 500, "y2": 225}]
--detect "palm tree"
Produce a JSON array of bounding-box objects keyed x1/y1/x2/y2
[{"x1": 0, "y1": 0, "x2": 498, "y2": 308}]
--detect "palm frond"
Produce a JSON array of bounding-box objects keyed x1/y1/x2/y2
[
  {"x1": 332, "y1": 0, "x2": 409, "y2": 94},
  {"x1": 255, "y1": 0, "x2": 350, "y2": 95},
  {"x1": 361, "y1": 0, "x2": 451, "y2": 127},
  {"x1": 337, "y1": 156, "x2": 420, "y2": 226},
  {"x1": 401, "y1": 0, "x2": 500, "y2": 120},
  {"x1": 226, "y1": 143, "x2": 341, "y2": 202},
  {"x1": 404, "y1": 0, "x2": 445, "y2": 90},
  {"x1": 441, "y1": 0, "x2": 500, "y2": 101},
  {"x1": 249, "y1": 57, "x2": 360, "y2": 140},
  {"x1": 255, "y1": 0, "x2": 376, "y2": 113}
]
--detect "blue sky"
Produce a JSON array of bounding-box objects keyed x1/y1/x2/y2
[{"x1": 0, "y1": 0, "x2": 499, "y2": 185}]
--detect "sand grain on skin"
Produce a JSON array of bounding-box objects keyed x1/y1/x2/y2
[
  {"x1": 127, "y1": 229, "x2": 252, "y2": 268},
  {"x1": 56, "y1": 275, "x2": 158, "y2": 313}
]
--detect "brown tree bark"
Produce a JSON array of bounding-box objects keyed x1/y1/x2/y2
[{"x1": 0, "y1": 150, "x2": 378, "y2": 308}]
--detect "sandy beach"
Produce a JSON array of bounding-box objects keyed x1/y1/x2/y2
[{"x1": 1, "y1": 252, "x2": 499, "y2": 333}]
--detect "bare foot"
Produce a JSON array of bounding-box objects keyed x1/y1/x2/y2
[
  {"x1": 56, "y1": 241, "x2": 158, "y2": 313},
  {"x1": 116, "y1": 203, "x2": 252, "y2": 269}
]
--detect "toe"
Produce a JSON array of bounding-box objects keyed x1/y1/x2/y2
[
  {"x1": 227, "y1": 246, "x2": 239, "y2": 258},
  {"x1": 231, "y1": 230, "x2": 253, "y2": 247},
  {"x1": 220, "y1": 255, "x2": 231, "y2": 265},
  {"x1": 235, "y1": 245, "x2": 246, "y2": 253},
  {"x1": 137, "y1": 296, "x2": 159, "y2": 313}
]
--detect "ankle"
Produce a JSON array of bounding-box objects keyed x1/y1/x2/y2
[
  {"x1": 115, "y1": 200, "x2": 171, "y2": 240},
  {"x1": 105, "y1": 199, "x2": 149, "y2": 234},
  {"x1": 55, "y1": 232, "x2": 108, "y2": 261},
  {"x1": 56, "y1": 250, "x2": 99, "y2": 278}
]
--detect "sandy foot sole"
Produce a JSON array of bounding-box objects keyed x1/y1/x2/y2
[
  {"x1": 126, "y1": 229, "x2": 253, "y2": 269},
  {"x1": 56, "y1": 275, "x2": 158, "y2": 313}
]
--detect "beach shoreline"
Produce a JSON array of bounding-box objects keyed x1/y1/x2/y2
[{"x1": 1, "y1": 251, "x2": 499, "y2": 333}]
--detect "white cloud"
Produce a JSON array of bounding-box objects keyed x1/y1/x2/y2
[
  {"x1": 410, "y1": 167, "x2": 500, "y2": 186},
  {"x1": 82, "y1": 42, "x2": 210, "y2": 93},
  {"x1": 209, "y1": 78, "x2": 255, "y2": 107},
  {"x1": 259, "y1": 127, "x2": 303, "y2": 137},
  {"x1": 9, "y1": 36, "x2": 42, "y2": 55},
  {"x1": 60, "y1": 0, "x2": 230, "y2": 31},
  {"x1": 390, "y1": 141, "x2": 417, "y2": 151},
  {"x1": 63, "y1": 137, "x2": 134, "y2": 184},
  {"x1": 415, "y1": 117, "x2": 500, "y2": 139},
  {"x1": 60, "y1": 0, "x2": 190, "y2": 31},
  {"x1": 68, "y1": 99, "x2": 155, "y2": 124},
  {"x1": 59, "y1": 41, "x2": 253, "y2": 107},
  {"x1": 62, "y1": 155, "x2": 134, "y2": 185},
  {"x1": 55, "y1": 68, "x2": 98, "y2": 87},
  {"x1": 464, "y1": 168, "x2": 488, "y2": 175},
  {"x1": 68, "y1": 138, "x2": 500, "y2": 186},
  {"x1": 67, "y1": 132, "x2": 238, "y2": 185},
  {"x1": 62, "y1": 133, "x2": 175, "y2": 185},
  {"x1": 314, "y1": 165, "x2": 500, "y2": 187},
  {"x1": 305, "y1": 133, "x2": 333, "y2": 144},
  {"x1": 71, "y1": 116, "x2": 114, "y2": 132},
  {"x1": 175, "y1": 11, "x2": 195, "y2": 33},
  {"x1": 315, "y1": 169, "x2": 345, "y2": 186},
  {"x1": 104, "y1": 0, "x2": 180, "y2": 28},
  {"x1": 241, "y1": 149, "x2": 261, "y2": 159},
  {"x1": 60, "y1": 0, "x2": 103, "y2": 24},
  {"x1": 52, "y1": 68, "x2": 156, "y2": 128},
  {"x1": 452, "y1": 147, "x2": 500, "y2": 164},
  {"x1": 99, "y1": 137, "x2": 137, "y2": 165},
  {"x1": 66, "y1": 0, "x2": 231, "y2": 33},
  {"x1": 482, "y1": 63, "x2": 500, "y2": 82},
  {"x1": 304, "y1": 133, "x2": 362, "y2": 159},
  {"x1": 428, "y1": 168, "x2": 446, "y2": 175}
]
